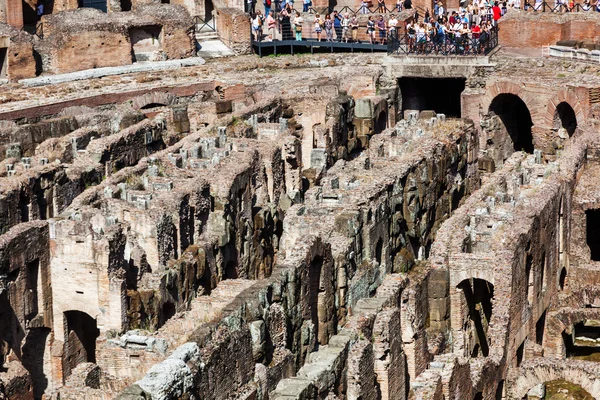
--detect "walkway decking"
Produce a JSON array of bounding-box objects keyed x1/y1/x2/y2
[{"x1": 251, "y1": 39, "x2": 388, "y2": 56}]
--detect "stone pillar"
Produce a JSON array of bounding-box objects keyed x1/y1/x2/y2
[
  {"x1": 347, "y1": 339, "x2": 378, "y2": 400},
  {"x1": 373, "y1": 309, "x2": 406, "y2": 400},
  {"x1": 5, "y1": 0, "x2": 23, "y2": 29}
]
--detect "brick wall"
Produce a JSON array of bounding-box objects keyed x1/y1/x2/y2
[
  {"x1": 499, "y1": 11, "x2": 600, "y2": 48},
  {"x1": 217, "y1": 7, "x2": 251, "y2": 54}
]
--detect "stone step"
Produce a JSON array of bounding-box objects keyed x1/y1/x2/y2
[{"x1": 195, "y1": 31, "x2": 219, "y2": 41}]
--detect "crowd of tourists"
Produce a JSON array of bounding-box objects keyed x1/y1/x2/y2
[{"x1": 250, "y1": 0, "x2": 505, "y2": 45}]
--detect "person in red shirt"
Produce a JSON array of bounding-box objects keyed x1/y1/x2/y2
[{"x1": 492, "y1": 2, "x2": 501, "y2": 24}]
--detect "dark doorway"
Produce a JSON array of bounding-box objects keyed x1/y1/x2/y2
[
  {"x1": 374, "y1": 111, "x2": 387, "y2": 134},
  {"x1": 457, "y1": 278, "x2": 494, "y2": 357},
  {"x1": 536, "y1": 310, "x2": 546, "y2": 345},
  {"x1": 559, "y1": 267, "x2": 567, "y2": 290},
  {"x1": 78, "y1": 0, "x2": 106, "y2": 12},
  {"x1": 586, "y1": 209, "x2": 600, "y2": 261},
  {"x1": 564, "y1": 322, "x2": 600, "y2": 361},
  {"x1": 63, "y1": 310, "x2": 99, "y2": 378},
  {"x1": 554, "y1": 102, "x2": 577, "y2": 137},
  {"x1": 309, "y1": 256, "x2": 323, "y2": 344},
  {"x1": 22, "y1": 0, "x2": 39, "y2": 26},
  {"x1": 516, "y1": 340, "x2": 525, "y2": 367},
  {"x1": 0, "y1": 48, "x2": 7, "y2": 79},
  {"x1": 488, "y1": 94, "x2": 534, "y2": 153},
  {"x1": 120, "y1": 0, "x2": 131, "y2": 11},
  {"x1": 224, "y1": 260, "x2": 238, "y2": 279},
  {"x1": 495, "y1": 380, "x2": 505, "y2": 400},
  {"x1": 375, "y1": 238, "x2": 383, "y2": 265},
  {"x1": 399, "y1": 77, "x2": 466, "y2": 118},
  {"x1": 204, "y1": 0, "x2": 214, "y2": 23}
]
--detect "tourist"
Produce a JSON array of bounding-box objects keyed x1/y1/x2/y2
[
  {"x1": 266, "y1": 10, "x2": 277, "y2": 41},
  {"x1": 367, "y1": 16, "x2": 376, "y2": 44},
  {"x1": 377, "y1": 15, "x2": 387, "y2": 44},
  {"x1": 333, "y1": 11, "x2": 343, "y2": 41},
  {"x1": 248, "y1": 0, "x2": 256, "y2": 14},
  {"x1": 596, "y1": 0, "x2": 600, "y2": 11},
  {"x1": 36, "y1": 0, "x2": 44, "y2": 16},
  {"x1": 360, "y1": 0, "x2": 370, "y2": 13},
  {"x1": 264, "y1": 0, "x2": 271, "y2": 18},
  {"x1": 350, "y1": 14, "x2": 360, "y2": 42},
  {"x1": 280, "y1": 9, "x2": 293, "y2": 40},
  {"x1": 437, "y1": 1, "x2": 445, "y2": 20},
  {"x1": 388, "y1": 13, "x2": 399, "y2": 37},
  {"x1": 377, "y1": 0, "x2": 387, "y2": 13},
  {"x1": 324, "y1": 14, "x2": 334, "y2": 41},
  {"x1": 492, "y1": 1, "x2": 501, "y2": 24},
  {"x1": 315, "y1": 14, "x2": 323, "y2": 41},
  {"x1": 403, "y1": 0, "x2": 412, "y2": 9},
  {"x1": 342, "y1": 13, "x2": 350, "y2": 42},
  {"x1": 303, "y1": 0, "x2": 311, "y2": 12},
  {"x1": 294, "y1": 11, "x2": 303, "y2": 40},
  {"x1": 396, "y1": 0, "x2": 402, "y2": 11},
  {"x1": 251, "y1": 11, "x2": 264, "y2": 41}
]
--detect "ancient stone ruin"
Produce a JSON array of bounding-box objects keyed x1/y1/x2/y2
[{"x1": 1, "y1": 0, "x2": 600, "y2": 398}]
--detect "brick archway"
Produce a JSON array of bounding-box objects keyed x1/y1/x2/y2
[
  {"x1": 125, "y1": 92, "x2": 177, "y2": 110},
  {"x1": 480, "y1": 82, "x2": 540, "y2": 127},
  {"x1": 544, "y1": 90, "x2": 585, "y2": 130},
  {"x1": 507, "y1": 359, "x2": 600, "y2": 399}
]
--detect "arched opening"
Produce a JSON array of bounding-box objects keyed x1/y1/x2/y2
[
  {"x1": 140, "y1": 103, "x2": 168, "y2": 110},
  {"x1": 224, "y1": 260, "x2": 238, "y2": 279},
  {"x1": 535, "y1": 310, "x2": 546, "y2": 345},
  {"x1": 309, "y1": 256, "x2": 323, "y2": 345},
  {"x1": 473, "y1": 392, "x2": 483, "y2": 400},
  {"x1": 559, "y1": 267, "x2": 567, "y2": 290},
  {"x1": 457, "y1": 278, "x2": 494, "y2": 357},
  {"x1": 544, "y1": 380, "x2": 593, "y2": 399},
  {"x1": 63, "y1": 311, "x2": 99, "y2": 377},
  {"x1": 488, "y1": 94, "x2": 534, "y2": 154},
  {"x1": 554, "y1": 102, "x2": 577, "y2": 137},
  {"x1": 375, "y1": 238, "x2": 383, "y2": 266}
]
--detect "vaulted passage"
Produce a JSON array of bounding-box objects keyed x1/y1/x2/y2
[
  {"x1": 399, "y1": 77, "x2": 466, "y2": 118},
  {"x1": 489, "y1": 94, "x2": 534, "y2": 153},
  {"x1": 63, "y1": 311, "x2": 99, "y2": 377},
  {"x1": 564, "y1": 321, "x2": 600, "y2": 361},
  {"x1": 554, "y1": 102, "x2": 577, "y2": 137},
  {"x1": 457, "y1": 278, "x2": 494, "y2": 357}
]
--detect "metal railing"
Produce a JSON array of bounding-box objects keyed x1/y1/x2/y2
[
  {"x1": 193, "y1": 16, "x2": 216, "y2": 33},
  {"x1": 387, "y1": 25, "x2": 499, "y2": 56},
  {"x1": 519, "y1": 0, "x2": 598, "y2": 11},
  {"x1": 21, "y1": 23, "x2": 44, "y2": 39}
]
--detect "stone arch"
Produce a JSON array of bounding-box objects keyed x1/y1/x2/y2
[
  {"x1": 126, "y1": 92, "x2": 176, "y2": 110},
  {"x1": 481, "y1": 82, "x2": 539, "y2": 125},
  {"x1": 507, "y1": 360, "x2": 600, "y2": 399},
  {"x1": 488, "y1": 93, "x2": 534, "y2": 154},
  {"x1": 544, "y1": 90, "x2": 585, "y2": 131},
  {"x1": 553, "y1": 102, "x2": 578, "y2": 137},
  {"x1": 62, "y1": 310, "x2": 99, "y2": 379},
  {"x1": 374, "y1": 109, "x2": 387, "y2": 135}
]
